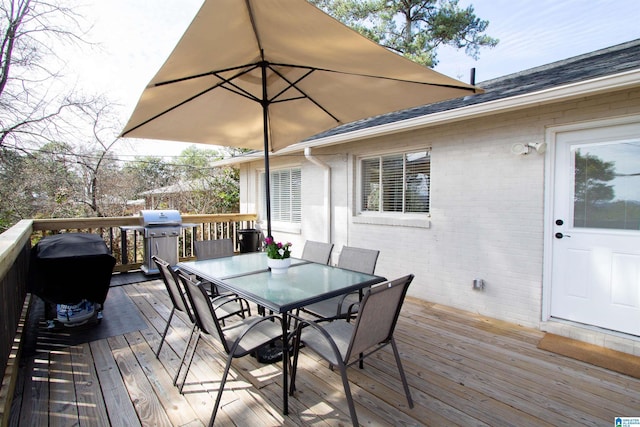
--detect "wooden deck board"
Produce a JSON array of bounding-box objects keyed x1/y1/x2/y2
[
  {"x1": 9, "y1": 279, "x2": 640, "y2": 426},
  {"x1": 402, "y1": 305, "x2": 638, "y2": 424},
  {"x1": 70, "y1": 343, "x2": 111, "y2": 426},
  {"x1": 48, "y1": 346, "x2": 79, "y2": 426}
]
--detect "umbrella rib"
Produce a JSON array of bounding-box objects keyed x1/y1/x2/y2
[
  {"x1": 267, "y1": 64, "x2": 341, "y2": 123},
  {"x1": 269, "y1": 61, "x2": 481, "y2": 92},
  {"x1": 123, "y1": 58, "x2": 479, "y2": 137},
  {"x1": 124, "y1": 65, "x2": 267, "y2": 135},
  {"x1": 245, "y1": 0, "x2": 264, "y2": 54},
  {"x1": 213, "y1": 70, "x2": 261, "y2": 103},
  {"x1": 153, "y1": 63, "x2": 260, "y2": 87}
]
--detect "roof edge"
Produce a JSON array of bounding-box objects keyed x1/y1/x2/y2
[{"x1": 283, "y1": 68, "x2": 640, "y2": 149}]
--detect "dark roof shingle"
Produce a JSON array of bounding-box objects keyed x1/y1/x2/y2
[{"x1": 308, "y1": 39, "x2": 640, "y2": 141}]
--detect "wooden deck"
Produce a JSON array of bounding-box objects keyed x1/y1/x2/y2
[{"x1": 8, "y1": 278, "x2": 640, "y2": 426}]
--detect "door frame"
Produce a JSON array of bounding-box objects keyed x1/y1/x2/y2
[{"x1": 542, "y1": 114, "x2": 640, "y2": 325}]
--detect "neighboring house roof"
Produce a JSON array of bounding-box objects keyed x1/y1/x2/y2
[
  {"x1": 140, "y1": 178, "x2": 213, "y2": 196},
  {"x1": 214, "y1": 38, "x2": 640, "y2": 166}
]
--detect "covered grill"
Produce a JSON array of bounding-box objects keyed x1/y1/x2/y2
[
  {"x1": 28, "y1": 233, "x2": 116, "y2": 326},
  {"x1": 139, "y1": 209, "x2": 183, "y2": 274}
]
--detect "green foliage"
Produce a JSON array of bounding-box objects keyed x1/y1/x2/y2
[
  {"x1": 0, "y1": 149, "x2": 34, "y2": 231},
  {"x1": 310, "y1": 0, "x2": 498, "y2": 67},
  {"x1": 264, "y1": 236, "x2": 292, "y2": 259},
  {"x1": 0, "y1": 144, "x2": 242, "y2": 231},
  {"x1": 122, "y1": 156, "x2": 177, "y2": 195},
  {"x1": 175, "y1": 145, "x2": 225, "y2": 180}
]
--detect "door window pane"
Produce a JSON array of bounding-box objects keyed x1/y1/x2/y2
[{"x1": 573, "y1": 141, "x2": 640, "y2": 230}]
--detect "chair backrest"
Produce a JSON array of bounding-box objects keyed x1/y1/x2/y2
[
  {"x1": 152, "y1": 255, "x2": 194, "y2": 323},
  {"x1": 301, "y1": 240, "x2": 334, "y2": 264},
  {"x1": 178, "y1": 270, "x2": 229, "y2": 353},
  {"x1": 345, "y1": 274, "x2": 414, "y2": 361},
  {"x1": 194, "y1": 239, "x2": 234, "y2": 260},
  {"x1": 337, "y1": 246, "x2": 380, "y2": 275}
]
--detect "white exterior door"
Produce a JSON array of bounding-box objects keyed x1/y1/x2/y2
[{"x1": 550, "y1": 119, "x2": 640, "y2": 336}]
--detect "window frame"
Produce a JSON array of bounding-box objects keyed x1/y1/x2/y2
[
  {"x1": 356, "y1": 149, "x2": 431, "y2": 227},
  {"x1": 259, "y1": 166, "x2": 302, "y2": 232}
]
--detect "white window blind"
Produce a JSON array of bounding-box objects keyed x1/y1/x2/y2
[
  {"x1": 361, "y1": 151, "x2": 430, "y2": 213},
  {"x1": 262, "y1": 168, "x2": 301, "y2": 223}
]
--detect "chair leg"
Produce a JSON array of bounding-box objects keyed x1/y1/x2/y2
[
  {"x1": 178, "y1": 333, "x2": 200, "y2": 393},
  {"x1": 210, "y1": 353, "x2": 234, "y2": 427},
  {"x1": 391, "y1": 337, "x2": 414, "y2": 408},
  {"x1": 156, "y1": 308, "x2": 175, "y2": 358},
  {"x1": 337, "y1": 362, "x2": 359, "y2": 427},
  {"x1": 173, "y1": 323, "x2": 198, "y2": 386}
]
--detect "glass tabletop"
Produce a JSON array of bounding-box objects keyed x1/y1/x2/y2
[
  {"x1": 220, "y1": 262, "x2": 385, "y2": 313},
  {"x1": 178, "y1": 252, "x2": 307, "y2": 280}
]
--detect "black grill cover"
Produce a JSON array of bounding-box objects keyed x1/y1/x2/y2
[{"x1": 29, "y1": 233, "x2": 116, "y2": 305}]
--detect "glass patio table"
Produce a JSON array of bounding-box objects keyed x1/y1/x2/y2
[{"x1": 177, "y1": 252, "x2": 385, "y2": 416}]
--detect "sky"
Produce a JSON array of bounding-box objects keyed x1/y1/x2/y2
[{"x1": 69, "y1": 0, "x2": 640, "y2": 158}]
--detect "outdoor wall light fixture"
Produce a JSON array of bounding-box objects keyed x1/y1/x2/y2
[{"x1": 511, "y1": 142, "x2": 546, "y2": 155}]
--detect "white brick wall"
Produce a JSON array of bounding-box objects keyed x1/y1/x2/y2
[{"x1": 241, "y1": 88, "x2": 640, "y2": 329}]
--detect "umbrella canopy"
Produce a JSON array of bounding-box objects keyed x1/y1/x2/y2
[{"x1": 121, "y1": 0, "x2": 482, "y2": 235}]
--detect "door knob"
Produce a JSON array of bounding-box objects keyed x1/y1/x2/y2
[{"x1": 555, "y1": 232, "x2": 571, "y2": 239}]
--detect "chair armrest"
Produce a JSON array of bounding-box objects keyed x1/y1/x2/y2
[
  {"x1": 228, "y1": 314, "x2": 283, "y2": 357},
  {"x1": 211, "y1": 294, "x2": 246, "y2": 309},
  {"x1": 345, "y1": 302, "x2": 360, "y2": 321},
  {"x1": 288, "y1": 313, "x2": 344, "y2": 363}
]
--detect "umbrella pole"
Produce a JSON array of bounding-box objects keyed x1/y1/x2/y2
[
  {"x1": 261, "y1": 61, "x2": 272, "y2": 238},
  {"x1": 263, "y1": 118, "x2": 272, "y2": 238}
]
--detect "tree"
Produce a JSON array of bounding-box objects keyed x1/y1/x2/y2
[
  {"x1": 0, "y1": 148, "x2": 33, "y2": 229},
  {"x1": 161, "y1": 147, "x2": 240, "y2": 214},
  {"x1": 122, "y1": 156, "x2": 177, "y2": 196},
  {"x1": 71, "y1": 103, "x2": 128, "y2": 217},
  {"x1": 0, "y1": 0, "x2": 96, "y2": 150},
  {"x1": 20, "y1": 141, "x2": 84, "y2": 218},
  {"x1": 574, "y1": 151, "x2": 615, "y2": 206},
  {"x1": 310, "y1": 0, "x2": 498, "y2": 67},
  {"x1": 175, "y1": 145, "x2": 225, "y2": 181}
]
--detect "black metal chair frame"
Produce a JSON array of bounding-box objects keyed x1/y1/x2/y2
[
  {"x1": 178, "y1": 270, "x2": 283, "y2": 426},
  {"x1": 289, "y1": 274, "x2": 415, "y2": 427}
]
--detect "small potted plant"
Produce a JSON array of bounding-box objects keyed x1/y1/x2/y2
[{"x1": 264, "y1": 237, "x2": 292, "y2": 274}]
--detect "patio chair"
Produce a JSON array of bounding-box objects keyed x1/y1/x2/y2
[
  {"x1": 153, "y1": 256, "x2": 251, "y2": 359},
  {"x1": 153, "y1": 255, "x2": 195, "y2": 358},
  {"x1": 289, "y1": 274, "x2": 415, "y2": 427},
  {"x1": 152, "y1": 255, "x2": 199, "y2": 388},
  {"x1": 194, "y1": 238, "x2": 236, "y2": 297},
  {"x1": 177, "y1": 271, "x2": 283, "y2": 426},
  {"x1": 301, "y1": 240, "x2": 334, "y2": 264},
  {"x1": 194, "y1": 238, "x2": 234, "y2": 260},
  {"x1": 301, "y1": 246, "x2": 379, "y2": 320}
]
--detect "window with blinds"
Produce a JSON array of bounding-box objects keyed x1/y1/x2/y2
[
  {"x1": 261, "y1": 168, "x2": 301, "y2": 223},
  {"x1": 360, "y1": 151, "x2": 430, "y2": 214}
]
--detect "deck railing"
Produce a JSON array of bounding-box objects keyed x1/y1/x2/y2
[
  {"x1": 31, "y1": 213, "x2": 258, "y2": 272},
  {"x1": 0, "y1": 213, "x2": 258, "y2": 424}
]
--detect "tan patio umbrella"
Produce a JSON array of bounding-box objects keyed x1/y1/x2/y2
[{"x1": 121, "y1": 0, "x2": 482, "y2": 236}]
